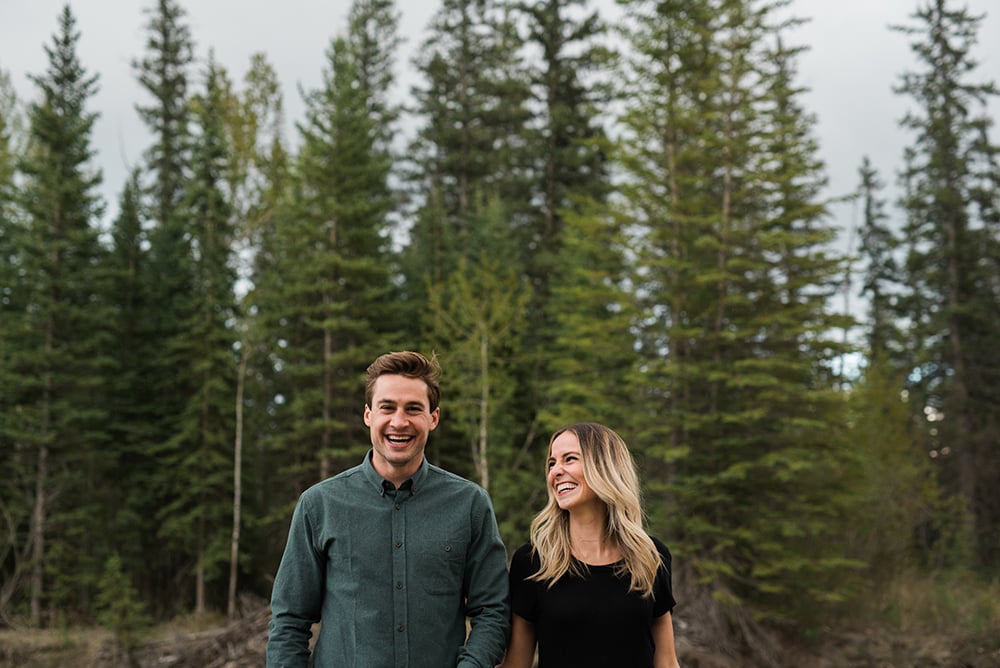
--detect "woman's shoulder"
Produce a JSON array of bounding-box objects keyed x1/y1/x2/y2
[
  {"x1": 648, "y1": 534, "x2": 673, "y2": 565},
  {"x1": 512, "y1": 542, "x2": 536, "y2": 563},
  {"x1": 509, "y1": 542, "x2": 540, "y2": 579}
]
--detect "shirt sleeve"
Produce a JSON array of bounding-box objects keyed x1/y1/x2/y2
[
  {"x1": 456, "y1": 487, "x2": 511, "y2": 668},
  {"x1": 266, "y1": 491, "x2": 325, "y2": 667},
  {"x1": 508, "y1": 543, "x2": 538, "y2": 622},
  {"x1": 651, "y1": 536, "x2": 676, "y2": 617}
]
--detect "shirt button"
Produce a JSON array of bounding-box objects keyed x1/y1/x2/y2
[
  {"x1": 394, "y1": 503, "x2": 401, "y2": 510},
  {"x1": 395, "y1": 541, "x2": 402, "y2": 548},
  {"x1": 444, "y1": 544, "x2": 451, "y2": 552},
  {"x1": 396, "y1": 581, "x2": 403, "y2": 589},
  {"x1": 397, "y1": 624, "x2": 405, "y2": 632}
]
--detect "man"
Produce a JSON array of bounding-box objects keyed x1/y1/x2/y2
[{"x1": 267, "y1": 351, "x2": 510, "y2": 667}]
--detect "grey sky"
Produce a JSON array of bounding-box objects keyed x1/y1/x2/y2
[{"x1": 1, "y1": 0, "x2": 998, "y2": 263}]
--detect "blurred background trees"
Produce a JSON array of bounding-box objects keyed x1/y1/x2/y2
[{"x1": 0, "y1": 0, "x2": 997, "y2": 658}]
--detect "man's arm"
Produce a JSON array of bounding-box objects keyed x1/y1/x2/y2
[
  {"x1": 266, "y1": 494, "x2": 325, "y2": 668},
  {"x1": 457, "y1": 487, "x2": 511, "y2": 668}
]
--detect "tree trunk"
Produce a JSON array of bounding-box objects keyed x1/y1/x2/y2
[
  {"x1": 228, "y1": 342, "x2": 248, "y2": 619},
  {"x1": 30, "y1": 443, "x2": 48, "y2": 627}
]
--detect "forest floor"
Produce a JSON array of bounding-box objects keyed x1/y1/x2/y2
[{"x1": 1, "y1": 601, "x2": 999, "y2": 667}]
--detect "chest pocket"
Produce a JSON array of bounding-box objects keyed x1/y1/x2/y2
[{"x1": 412, "y1": 538, "x2": 467, "y2": 595}]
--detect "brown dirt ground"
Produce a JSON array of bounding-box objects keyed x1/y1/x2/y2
[{"x1": 2, "y1": 606, "x2": 998, "y2": 667}]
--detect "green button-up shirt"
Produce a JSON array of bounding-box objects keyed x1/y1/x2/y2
[{"x1": 267, "y1": 452, "x2": 510, "y2": 668}]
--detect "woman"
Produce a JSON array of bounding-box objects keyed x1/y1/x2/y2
[{"x1": 500, "y1": 422, "x2": 680, "y2": 668}]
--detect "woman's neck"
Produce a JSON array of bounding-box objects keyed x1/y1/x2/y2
[{"x1": 568, "y1": 507, "x2": 620, "y2": 565}]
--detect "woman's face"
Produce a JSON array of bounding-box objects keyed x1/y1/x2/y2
[{"x1": 547, "y1": 431, "x2": 598, "y2": 511}]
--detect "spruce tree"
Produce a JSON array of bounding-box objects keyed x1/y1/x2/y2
[
  {"x1": 103, "y1": 171, "x2": 154, "y2": 599},
  {"x1": 132, "y1": 0, "x2": 197, "y2": 613},
  {"x1": 517, "y1": 0, "x2": 611, "y2": 302},
  {"x1": 510, "y1": 0, "x2": 619, "y2": 486},
  {"x1": 0, "y1": 65, "x2": 31, "y2": 626},
  {"x1": 424, "y1": 198, "x2": 531, "y2": 486},
  {"x1": 224, "y1": 52, "x2": 289, "y2": 618},
  {"x1": 855, "y1": 156, "x2": 904, "y2": 366},
  {"x1": 257, "y1": 0, "x2": 401, "y2": 491},
  {"x1": 154, "y1": 55, "x2": 238, "y2": 615},
  {"x1": 12, "y1": 5, "x2": 111, "y2": 623},
  {"x1": 618, "y1": 0, "x2": 858, "y2": 637},
  {"x1": 404, "y1": 0, "x2": 533, "y2": 299},
  {"x1": 892, "y1": 0, "x2": 1000, "y2": 568}
]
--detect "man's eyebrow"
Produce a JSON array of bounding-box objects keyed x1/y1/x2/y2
[{"x1": 376, "y1": 399, "x2": 427, "y2": 408}]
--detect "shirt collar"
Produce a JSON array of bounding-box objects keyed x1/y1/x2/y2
[{"x1": 361, "y1": 449, "x2": 429, "y2": 495}]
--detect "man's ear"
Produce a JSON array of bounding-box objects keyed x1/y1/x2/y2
[
  {"x1": 429, "y1": 407, "x2": 440, "y2": 430},
  {"x1": 363, "y1": 404, "x2": 372, "y2": 426}
]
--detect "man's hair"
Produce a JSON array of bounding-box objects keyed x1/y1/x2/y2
[{"x1": 365, "y1": 351, "x2": 442, "y2": 411}]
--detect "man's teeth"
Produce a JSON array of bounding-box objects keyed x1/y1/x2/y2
[{"x1": 387, "y1": 435, "x2": 411, "y2": 442}]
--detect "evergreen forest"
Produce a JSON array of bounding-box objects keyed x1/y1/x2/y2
[{"x1": 1, "y1": 0, "x2": 999, "y2": 663}]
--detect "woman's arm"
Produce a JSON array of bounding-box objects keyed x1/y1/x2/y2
[
  {"x1": 496, "y1": 613, "x2": 536, "y2": 668},
  {"x1": 652, "y1": 611, "x2": 681, "y2": 668}
]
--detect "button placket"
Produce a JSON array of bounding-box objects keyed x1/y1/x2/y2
[{"x1": 390, "y1": 487, "x2": 409, "y2": 663}]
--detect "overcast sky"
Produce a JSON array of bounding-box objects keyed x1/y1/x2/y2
[{"x1": 1, "y1": 0, "x2": 998, "y2": 266}]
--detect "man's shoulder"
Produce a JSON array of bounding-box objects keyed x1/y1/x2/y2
[
  {"x1": 300, "y1": 462, "x2": 367, "y2": 498},
  {"x1": 426, "y1": 461, "x2": 485, "y2": 491},
  {"x1": 424, "y1": 463, "x2": 495, "y2": 507}
]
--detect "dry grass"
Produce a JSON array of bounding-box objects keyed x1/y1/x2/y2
[
  {"x1": 886, "y1": 569, "x2": 1000, "y2": 639},
  {"x1": 0, "y1": 626, "x2": 109, "y2": 667}
]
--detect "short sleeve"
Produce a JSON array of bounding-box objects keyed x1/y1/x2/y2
[
  {"x1": 651, "y1": 536, "x2": 676, "y2": 617},
  {"x1": 508, "y1": 543, "x2": 539, "y2": 622}
]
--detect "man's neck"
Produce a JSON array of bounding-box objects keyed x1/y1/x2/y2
[{"x1": 372, "y1": 454, "x2": 423, "y2": 489}]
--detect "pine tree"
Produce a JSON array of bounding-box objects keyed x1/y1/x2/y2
[
  {"x1": 132, "y1": 0, "x2": 197, "y2": 613},
  {"x1": 855, "y1": 156, "x2": 904, "y2": 366},
  {"x1": 618, "y1": 0, "x2": 858, "y2": 638},
  {"x1": 257, "y1": 0, "x2": 401, "y2": 491},
  {"x1": 0, "y1": 65, "x2": 32, "y2": 626},
  {"x1": 892, "y1": 0, "x2": 1000, "y2": 568},
  {"x1": 508, "y1": 0, "x2": 618, "y2": 484},
  {"x1": 95, "y1": 553, "x2": 151, "y2": 654},
  {"x1": 103, "y1": 170, "x2": 155, "y2": 603},
  {"x1": 404, "y1": 0, "x2": 533, "y2": 301},
  {"x1": 153, "y1": 55, "x2": 239, "y2": 615},
  {"x1": 11, "y1": 5, "x2": 111, "y2": 623},
  {"x1": 425, "y1": 199, "x2": 531, "y2": 487},
  {"x1": 223, "y1": 51, "x2": 289, "y2": 619},
  {"x1": 517, "y1": 0, "x2": 611, "y2": 302}
]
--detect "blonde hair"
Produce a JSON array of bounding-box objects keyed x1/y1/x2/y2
[{"x1": 528, "y1": 422, "x2": 662, "y2": 597}]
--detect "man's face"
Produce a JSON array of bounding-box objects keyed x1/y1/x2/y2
[{"x1": 364, "y1": 374, "x2": 440, "y2": 485}]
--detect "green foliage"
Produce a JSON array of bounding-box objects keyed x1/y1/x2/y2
[
  {"x1": 404, "y1": 0, "x2": 533, "y2": 306},
  {"x1": 95, "y1": 553, "x2": 151, "y2": 649},
  {"x1": 253, "y1": 0, "x2": 402, "y2": 490},
  {"x1": 892, "y1": 0, "x2": 1000, "y2": 568},
  {"x1": 424, "y1": 199, "x2": 531, "y2": 490},
  {"x1": 6, "y1": 4, "x2": 114, "y2": 623},
  {"x1": 841, "y1": 362, "x2": 964, "y2": 608},
  {"x1": 617, "y1": 0, "x2": 860, "y2": 630},
  {"x1": 3, "y1": 0, "x2": 997, "y2": 651}
]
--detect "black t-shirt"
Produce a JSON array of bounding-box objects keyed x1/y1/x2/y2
[{"x1": 508, "y1": 537, "x2": 676, "y2": 668}]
